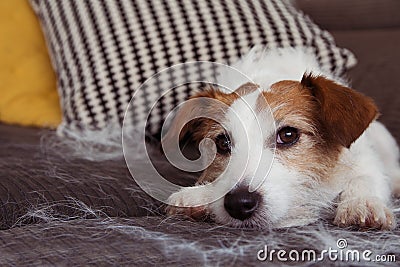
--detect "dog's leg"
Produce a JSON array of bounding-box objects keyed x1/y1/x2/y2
[
  {"x1": 392, "y1": 171, "x2": 400, "y2": 198},
  {"x1": 389, "y1": 154, "x2": 400, "y2": 199},
  {"x1": 166, "y1": 185, "x2": 212, "y2": 220},
  {"x1": 166, "y1": 170, "x2": 236, "y2": 220},
  {"x1": 333, "y1": 175, "x2": 395, "y2": 230},
  {"x1": 334, "y1": 123, "x2": 397, "y2": 230},
  {"x1": 369, "y1": 122, "x2": 400, "y2": 198}
]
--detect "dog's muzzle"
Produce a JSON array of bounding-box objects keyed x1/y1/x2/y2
[{"x1": 224, "y1": 186, "x2": 261, "y2": 221}]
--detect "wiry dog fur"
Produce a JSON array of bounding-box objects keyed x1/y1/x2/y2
[{"x1": 164, "y1": 47, "x2": 400, "y2": 230}]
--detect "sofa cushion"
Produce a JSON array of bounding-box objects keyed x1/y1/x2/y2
[
  {"x1": 30, "y1": 0, "x2": 356, "y2": 136},
  {"x1": 0, "y1": 0, "x2": 61, "y2": 128}
]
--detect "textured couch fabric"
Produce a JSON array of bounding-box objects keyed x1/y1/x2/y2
[
  {"x1": 1, "y1": 1, "x2": 400, "y2": 266},
  {"x1": 1, "y1": 123, "x2": 400, "y2": 266}
]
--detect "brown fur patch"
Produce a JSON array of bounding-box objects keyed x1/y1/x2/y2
[
  {"x1": 165, "y1": 83, "x2": 260, "y2": 144},
  {"x1": 162, "y1": 83, "x2": 260, "y2": 184},
  {"x1": 259, "y1": 81, "x2": 339, "y2": 180},
  {"x1": 191, "y1": 84, "x2": 260, "y2": 184},
  {"x1": 186, "y1": 87, "x2": 240, "y2": 142},
  {"x1": 233, "y1": 82, "x2": 260, "y2": 96},
  {"x1": 259, "y1": 81, "x2": 318, "y2": 132},
  {"x1": 301, "y1": 74, "x2": 378, "y2": 148},
  {"x1": 255, "y1": 76, "x2": 378, "y2": 180},
  {"x1": 186, "y1": 83, "x2": 259, "y2": 184}
]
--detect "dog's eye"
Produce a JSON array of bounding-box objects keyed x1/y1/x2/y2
[
  {"x1": 277, "y1": 127, "x2": 300, "y2": 146},
  {"x1": 215, "y1": 134, "x2": 231, "y2": 154}
]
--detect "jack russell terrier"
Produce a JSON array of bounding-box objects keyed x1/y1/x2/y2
[{"x1": 163, "y1": 47, "x2": 400, "y2": 230}]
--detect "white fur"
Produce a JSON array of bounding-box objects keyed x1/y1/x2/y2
[
  {"x1": 167, "y1": 47, "x2": 400, "y2": 229},
  {"x1": 216, "y1": 46, "x2": 345, "y2": 92}
]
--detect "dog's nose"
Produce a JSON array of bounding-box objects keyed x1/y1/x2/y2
[{"x1": 224, "y1": 186, "x2": 261, "y2": 221}]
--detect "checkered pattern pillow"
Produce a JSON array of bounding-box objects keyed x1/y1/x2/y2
[{"x1": 30, "y1": 0, "x2": 356, "y2": 136}]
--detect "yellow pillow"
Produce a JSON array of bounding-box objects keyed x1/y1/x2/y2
[{"x1": 0, "y1": 0, "x2": 61, "y2": 128}]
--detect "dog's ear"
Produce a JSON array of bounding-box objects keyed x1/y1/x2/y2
[{"x1": 301, "y1": 73, "x2": 378, "y2": 148}]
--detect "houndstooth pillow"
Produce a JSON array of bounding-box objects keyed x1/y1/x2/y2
[{"x1": 30, "y1": 0, "x2": 356, "y2": 136}]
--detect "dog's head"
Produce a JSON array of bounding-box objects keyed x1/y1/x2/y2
[{"x1": 163, "y1": 74, "x2": 378, "y2": 228}]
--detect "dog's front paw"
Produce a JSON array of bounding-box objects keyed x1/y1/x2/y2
[
  {"x1": 165, "y1": 188, "x2": 208, "y2": 221},
  {"x1": 334, "y1": 197, "x2": 396, "y2": 230}
]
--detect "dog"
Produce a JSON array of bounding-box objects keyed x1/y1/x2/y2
[{"x1": 163, "y1": 47, "x2": 400, "y2": 230}]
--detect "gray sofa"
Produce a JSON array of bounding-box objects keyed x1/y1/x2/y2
[{"x1": 1, "y1": 1, "x2": 399, "y2": 266}]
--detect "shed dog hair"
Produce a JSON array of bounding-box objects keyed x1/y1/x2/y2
[{"x1": 164, "y1": 47, "x2": 400, "y2": 230}]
